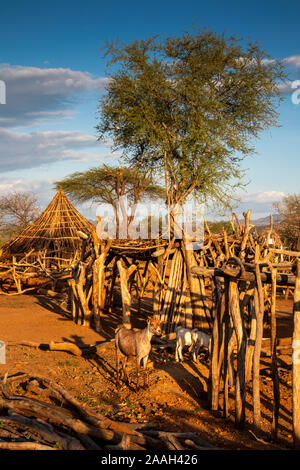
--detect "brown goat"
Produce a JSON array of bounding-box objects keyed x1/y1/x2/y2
[{"x1": 115, "y1": 316, "x2": 161, "y2": 390}]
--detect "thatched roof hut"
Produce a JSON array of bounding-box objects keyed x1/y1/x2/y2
[{"x1": 0, "y1": 187, "x2": 94, "y2": 265}]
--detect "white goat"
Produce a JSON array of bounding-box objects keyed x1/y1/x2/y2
[
  {"x1": 191, "y1": 330, "x2": 212, "y2": 362},
  {"x1": 175, "y1": 326, "x2": 194, "y2": 362},
  {"x1": 175, "y1": 326, "x2": 211, "y2": 362}
]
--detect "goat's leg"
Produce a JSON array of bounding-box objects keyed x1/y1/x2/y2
[
  {"x1": 116, "y1": 349, "x2": 121, "y2": 388},
  {"x1": 188, "y1": 342, "x2": 195, "y2": 361},
  {"x1": 192, "y1": 341, "x2": 200, "y2": 362},
  {"x1": 191, "y1": 343, "x2": 197, "y2": 362},
  {"x1": 178, "y1": 339, "x2": 184, "y2": 361},
  {"x1": 136, "y1": 357, "x2": 142, "y2": 391},
  {"x1": 175, "y1": 342, "x2": 179, "y2": 362},
  {"x1": 142, "y1": 355, "x2": 149, "y2": 389},
  {"x1": 122, "y1": 356, "x2": 131, "y2": 385},
  {"x1": 175, "y1": 340, "x2": 183, "y2": 362}
]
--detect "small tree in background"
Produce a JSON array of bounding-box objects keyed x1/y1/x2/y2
[
  {"x1": 274, "y1": 194, "x2": 300, "y2": 250},
  {"x1": 207, "y1": 220, "x2": 234, "y2": 235},
  {"x1": 56, "y1": 164, "x2": 165, "y2": 238},
  {"x1": 0, "y1": 191, "x2": 40, "y2": 241}
]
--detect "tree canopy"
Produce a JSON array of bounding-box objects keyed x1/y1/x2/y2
[
  {"x1": 55, "y1": 164, "x2": 165, "y2": 237},
  {"x1": 96, "y1": 29, "x2": 286, "y2": 213},
  {"x1": 274, "y1": 194, "x2": 300, "y2": 250},
  {"x1": 0, "y1": 191, "x2": 40, "y2": 241}
]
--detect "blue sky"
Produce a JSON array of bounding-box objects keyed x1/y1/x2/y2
[{"x1": 0, "y1": 0, "x2": 299, "y2": 221}]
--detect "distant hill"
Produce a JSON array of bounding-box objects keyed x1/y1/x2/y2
[{"x1": 251, "y1": 213, "x2": 283, "y2": 227}]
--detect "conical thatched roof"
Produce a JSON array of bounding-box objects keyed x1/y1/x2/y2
[{"x1": 0, "y1": 187, "x2": 94, "y2": 259}]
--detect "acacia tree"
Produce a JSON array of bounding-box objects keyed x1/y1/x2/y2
[
  {"x1": 274, "y1": 194, "x2": 300, "y2": 250},
  {"x1": 96, "y1": 29, "x2": 286, "y2": 233},
  {"x1": 56, "y1": 164, "x2": 165, "y2": 238},
  {"x1": 0, "y1": 191, "x2": 40, "y2": 240}
]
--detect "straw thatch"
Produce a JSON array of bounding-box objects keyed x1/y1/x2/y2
[{"x1": 0, "y1": 187, "x2": 94, "y2": 263}]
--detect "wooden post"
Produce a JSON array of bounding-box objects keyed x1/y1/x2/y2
[
  {"x1": 68, "y1": 279, "x2": 79, "y2": 324},
  {"x1": 160, "y1": 250, "x2": 180, "y2": 333},
  {"x1": 223, "y1": 278, "x2": 234, "y2": 419},
  {"x1": 222, "y1": 227, "x2": 230, "y2": 258},
  {"x1": 107, "y1": 258, "x2": 117, "y2": 313},
  {"x1": 183, "y1": 235, "x2": 209, "y2": 331},
  {"x1": 217, "y1": 288, "x2": 226, "y2": 381},
  {"x1": 117, "y1": 259, "x2": 132, "y2": 328},
  {"x1": 240, "y1": 209, "x2": 251, "y2": 261},
  {"x1": 292, "y1": 259, "x2": 300, "y2": 448},
  {"x1": 209, "y1": 277, "x2": 222, "y2": 411},
  {"x1": 252, "y1": 263, "x2": 264, "y2": 432},
  {"x1": 245, "y1": 293, "x2": 257, "y2": 383},
  {"x1": 92, "y1": 253, "x2": 106, "y2": 333},
  {"x1": 76, "y1": 263, "x2": 92, "y2": 327},
  {"x1": 198, "y1": 261, "x2": 212, "y2": 332},
  {"x1": 182, "y1": 273, "x2": 193, "y2": 329},
  {"x1": 270, "y1": 267, "x2": 280, "y2": 441},
  {"x1": 228, "y1": 279, "x2": 246, "y2": 428}
]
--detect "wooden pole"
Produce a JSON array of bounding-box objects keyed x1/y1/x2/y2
[
  {"x1": 292, "y1": 259, "x2": 300, "y2": 448},
  {"x1": 76, "y1": 263, "x2": 92, "y2": 327},
  {"x1": 92, "y1": 253, "x2": 106, "y2": 332},
  {"x1": 240, "y1": 210, "x2": 252, "y2": 260},
  {"x1": 160, "y1": 250, "x2": 180, "y2": 333},
  {"x1": 228, "y1": 279, "x2": 246, "y2": 428},
  {"x1": 217, "y1": 289, "x2": 226, "y2": 382},
  {"x1": 270, "y1": 267, "x2": 280, "y2": 441},
  {"x1": 252, "y1": 263, "x2": 264, "y2": 432},
  {"x1": 209, "y1": 277, "x2": 222, "y2": 411},
  {"x1": 197, "y1": 259, "x2": 212, "y2": 332},
  {"x1": 222, "y1": 227, "x2": 230, "y2": 258},
  {"x1": 183, "y1": 235, "x2": 209, "y2": 330},
  {"x1": 222, "y1": 278, "x2": 230, "y2": 418},
  {"x1": 192, "y1": 265, "x2": 296, "y2": 286},
  {"x1": 245, "y1": 293, "x2": 256, "y2": 383},
  {"x1": 107, "y1": 258, "x2": 117, "y2": 313},
  {"x1": 68, "y1": 279, "x2": 79, "y2": 324},
  {"x1": 223, "y1": 280, "x2": 235, "y2": 419},
  {"x1": 117, "y1": 259, "x2": 132, "y2": 328}
]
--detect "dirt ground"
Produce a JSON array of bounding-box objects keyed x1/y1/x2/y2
[{"x1": 0, "y1": 292, "x2": 295, "y2": 451}]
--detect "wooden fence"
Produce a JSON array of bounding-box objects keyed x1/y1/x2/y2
[{"x1": 2, "y1": 210, "x2": 300, "y2": 447}]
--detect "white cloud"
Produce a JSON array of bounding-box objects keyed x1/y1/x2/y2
[
  {"x1": 0, "y1": 177, "x2": 56, "y2": 209},
  {"x1": 283, "y1": 56, "x2": 300, "y2": 70},
  {"x1": 0, "y1": 128, "x2": 109, "y2": 171},
  {"x1": 0, "y1": 177, "x2": 98, "y2": 219},
  {"x1": 0, "y1": 64, "x2": 108, "y2": 127},
  {"x1": 0, "y1": 64, "x2": 107, "y2": 94},
  {"x1": 241, "y1": 190, "x2": 286, "y2": 204},
  {"x1": 231, "y1": 190, "x2": 286, "y2": 220}
]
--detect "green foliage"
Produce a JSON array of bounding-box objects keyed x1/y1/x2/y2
[
  {"x1": 273, "y1": 194, "x2": 300, "y2": 249},
  {"x1": 56, "y1": 164, "x2": 164, "y2": 207},
  {"x1": 97, "y1": 29, "x2": 286, "y2": 211},
  {"x1": 207, "y1": 220, "x2": 233, "y2": 234},
  {"x1": 56, "y1": 164, "x2": 165, "y2": 237},
  {"x1": 0, "y1": 191, "x2": 40, "y2": 241}
]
